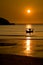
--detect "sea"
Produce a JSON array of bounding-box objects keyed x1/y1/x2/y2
[{"x1": 0, "y1": 24, "x2": 43, "y2": 58}]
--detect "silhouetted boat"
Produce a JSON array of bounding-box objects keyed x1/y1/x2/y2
[{"x1": 26, "y1": 28, "x2": 33, "y2": 33}]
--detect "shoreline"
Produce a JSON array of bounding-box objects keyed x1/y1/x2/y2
[{"x1": 0, "y1": 54, "x2": 43, "y2": 65}]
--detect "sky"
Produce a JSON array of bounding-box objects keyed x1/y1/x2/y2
[{"x1": 0, "y1": 0, "x2": 43, "y2": 24}]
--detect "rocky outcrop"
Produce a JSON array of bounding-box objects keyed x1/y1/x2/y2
[{"x1": 0, "y1": 17, "x2": 15, "y2": 25}]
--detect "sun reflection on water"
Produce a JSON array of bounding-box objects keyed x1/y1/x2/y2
[
  {"x1": 26, "y1": 37, "x2": 31, "y2": 51},
  {"x1": 26, "y1": 25, "x2": 32, "y2": 28},
  {"x1": 26, "y1": 25, "x2": 31, "y2": 52},
  {"x1": 24, "y1": 37, "x2": 31, "y2": 56},
  {"x1": 24, "y1": 25, "x2": 32, "y2": 56}
]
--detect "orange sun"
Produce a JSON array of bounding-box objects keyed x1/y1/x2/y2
[{"x1": 27, "y1": 10, "x2": 31, "y2": 13}]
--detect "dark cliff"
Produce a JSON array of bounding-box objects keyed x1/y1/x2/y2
[{"x1": 0, "y1": 17, "x2": 15, "y2": 25}]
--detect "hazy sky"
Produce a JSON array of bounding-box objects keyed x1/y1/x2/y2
[{"x1": 0, "y1": 0, "x2": 43, "y2": 24}]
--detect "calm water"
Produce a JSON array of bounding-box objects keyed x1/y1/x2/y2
[{"x1": 0, "y1": 24, "x2": 43, "y2": 58}]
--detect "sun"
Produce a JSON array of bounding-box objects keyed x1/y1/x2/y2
[{"x1": 27, "y1": 10, "x2": 30, "y2": 13}]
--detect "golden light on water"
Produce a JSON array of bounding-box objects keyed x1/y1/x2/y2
[
  {"x1": 26, "y1": 25, "x2": 32, "y2": 28},
  {"x1": 24, "y1": 37, "x2": 31, "y2": 56},
  {"x1": 26, "y1": 25, "x2": 32, "y2": 52},
  {"x1": 26, "y1": 37, "x2": 31, "y2": 51},
  {"x1": 24, "y1": 25, "x2": 32, "y2": 56}
]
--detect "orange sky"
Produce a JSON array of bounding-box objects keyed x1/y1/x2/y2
[{"x1": 0, "y1": 0, "x2": 43, "y2": 24}]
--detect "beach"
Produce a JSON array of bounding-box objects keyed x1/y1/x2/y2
[{"x1": 0, "y1": 54, "x2": 43, "y2": 65}]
